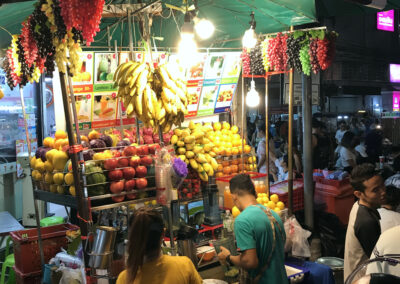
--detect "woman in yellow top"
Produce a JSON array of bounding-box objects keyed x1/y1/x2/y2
[{"x1": 116, "y1": 208, "x2": 203, "y2": 284}]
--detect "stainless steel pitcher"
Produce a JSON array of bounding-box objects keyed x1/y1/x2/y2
[{"x1": 86, "y1": 226, "x2": 117, "y2": 269}]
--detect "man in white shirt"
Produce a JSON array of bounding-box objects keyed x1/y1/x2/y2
[
  {"x1": 335, "y1": 120, "x2": 348, "y2": 144},
  {"x1": 378, "y1": 174, "x2": 400, "y2": 233}
]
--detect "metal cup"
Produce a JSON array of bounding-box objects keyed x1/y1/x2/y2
[{"x1": 87, "y1": 226, "x2": 117, "y2": 269}]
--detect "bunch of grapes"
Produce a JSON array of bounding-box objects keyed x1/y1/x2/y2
[
  {"x1": 5, "y1": 36, "x2": 22, "y2": 88},
  {"x1": 241, "y1": 49, "x2": 251, "y2": 75},
  {"x1": 317, "y1": 32, "x2": 336, "y2": 70},
  {"x1": 52, "y1": 0, "x2": 67, "y2": 40},
  {"x1": 59, "y1": 0, "x2": 105, "y2": 45},
  {"x1": 261, "y1": 38, "x2": 270, "y2": 72},
  {"x1": 16, "y1": 36, "x2": 32, "y2": 87},
  {"x1": 249, "y1": 43, "x2": 265, "y2": 75},
  {"x1": 3, "y1": 58, "x2": 16, "y2": 90},
  {"x1": 267, "y1": 33, "x2": 287, "y2": 71},
  {"x1": 20, "y1": 16, "x2": 38, "y2": 68},
  {"x1": 30, "y1": 0, "x2": 54, "y2": 59},
  {"x1": 309, "y1": 38, "x2": 320, "y2": 74},
  {"x1": 299, "y1": 43, "x2": 311, "y2": 76},
  {"x1": 286, "y1": 34, "x2": 303, "y2": 72},
  {"x1": 280, "y1": 33, "x2": 288, "y2": 71}
]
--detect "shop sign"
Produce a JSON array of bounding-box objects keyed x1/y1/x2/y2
[
  {"x1": 394, "y1": 92, "x2": 400, "y2": 111},
  {"x1": 390, "y1": 64, "x2": 400, "y2": 83},
  {"x1": 377, "y1": 10, "x2": 394, "y2": 32}
]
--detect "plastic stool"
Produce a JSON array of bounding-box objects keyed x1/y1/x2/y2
[
  {"x1": 0, "y1": 237, "x2": 16, "y2": 284},
  {"x1": 40, "y1": 216, "x2": 64, "y2": 227}
]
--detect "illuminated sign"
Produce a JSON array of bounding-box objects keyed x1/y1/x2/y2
[
  {"x1": 394, "y1": 92, "x2": 400, "y2": 111},
  {"x1": 377, "y1": 10, "x2": 394, "y2": 32}
]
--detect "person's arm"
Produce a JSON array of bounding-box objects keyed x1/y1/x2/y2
[
  {"x1": 257, "y1": 156, "x2": 266, "y2": 171},
  {"x1": 355, "y1": 219, "x2": 381, "y2": 257},
  {"x1": 218, "y1": 246, "x2": 259, "y2": 270},
  {"x1": 186, "y1": 257, "x2": 203, "y2": 284},
  {"x1": 312, "y1": 134, "x2": 318, "y2": 148}
]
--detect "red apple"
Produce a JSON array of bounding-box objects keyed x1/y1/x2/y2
[
  {"x1": 110, "y1": 180, "x2": 124, "y2": 193},
  {"x1": 148, "y1": 144, "x2": 160, "y2": 155},
  {"x1": 117, "y1": 157, "x2": 129, "y2": 168},
  {"x1": 123, "y1": 146, "x2": 137, "y2": 157},
  {"x1": 126, "y1": 192, "x2": 137, "y2": 200},
  {"x1": 129, "y1": 156, "x2": 140, "y2": 167},
  {"x1": 112, "y1": 195, "x2": 125, "y2": 202},
  {"x1": 123, "y1": 167, "x2": 136, "y2": 180},
  {"x1": 125, "y1": 179, "x2": 136, "y2": 191},
  {"x1": 111, "y1": 150, "x2": 121, "y2": 158},
  {"x1": 186, "y1": 193, "x2": 193, "y2": 199},
  {"x1": 108, "y1": 169, "x2": 123, "y2": 181},
  {"x1": 137, "y1": 145, "x2": 149, "y2": 156},
  {"x1": 104, "y1": 158, "x2": 118, "y2": 170},
  {"x1": 140, "y1": 155, "x2": 153, "y2": 166},
  {"x1": 135, "y1": 166, "x2": 147, "y2": 178},
  {"x1": 136, "y1": 178, "x2": 148, "y2": 189}
]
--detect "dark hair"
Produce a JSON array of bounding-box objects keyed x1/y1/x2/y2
[
  {"x1": 338, "y1": 120, "x2": 346, "y2": 126},
  {"x1": 257, "y1": 122, "x2": 266, "y2": 133},
  {"x1": 385, "y1": 186, "x2": 400, "y2": 207},
  {"x1": 127, "y1": 208, "x2": 164, "y2": 281},
  {"x1": 229, "y1": 174, "x2": 256, "y2": 197},
  {"x1": 350, "y1": 163, "x2": 379, "y2": 192},
  {"x1": 341, "y1": 131, "x2": 355, "y2": 149}
]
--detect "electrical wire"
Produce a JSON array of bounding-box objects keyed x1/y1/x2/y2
[
  {"x1": 171, "y1": 8, "x2": 181, "y2": 33},
  {"x1": 0, "y1": 25, "x2": 13, "y2": 38}
]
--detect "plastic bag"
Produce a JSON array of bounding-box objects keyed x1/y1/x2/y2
[
  {"x1": 284, "y1": 216, "x2": 312, "y2": 258},
  {"x1": 57, "y1": 264, "x2": 86, "y2": 284}
]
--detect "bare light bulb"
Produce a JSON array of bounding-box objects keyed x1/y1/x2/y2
[
  {"x1": 178, "y1": 32, "x2": 198, "y2": 67},
  {"x1": 246, "y1": 80, "x2": 260, "y2": 107},
  {"x1": 242, "y1": 28, "x2": 257, "y2": 49},
  {"x1": 195, "y1": 19, "x2": 215, "y2": 39}
]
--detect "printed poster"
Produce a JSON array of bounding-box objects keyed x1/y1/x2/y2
[
  {"x1": 186, "y1": 53, "x2": 207, "y2": 81},
  {"x1": 186, "y1": 83, "x2": 202, "y2": 117},
  {"x1": 72, "y1": 52, "x2": 94, "y2": 93},
  {"x1": 91, "y1": 91, "x2": 118, "y2": 128},
  {"x1": 214, "y1": 83, "x2": 237, "y2": 113},
  {"x1": 221, "y1": 52, "x2": 241, "y2": 84},
  {"x1": 197, "y1": 80, "x2": 220, "y2": 116},
  {"x1": 74, "y1": 93, "x2": 93, "y2": 127},
  {"x1": 203, "y1": 53, "x2": 226, "y2": 80},
  {"x1": 93, "y1": 53, "x2": 118, "y2": 92}
]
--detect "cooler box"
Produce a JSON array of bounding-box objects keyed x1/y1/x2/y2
[
  {"x1": 270, "y1": 179, "x2": 304, "y2": 212},
  {"x1": 314, "y1": 177, "x2": 354, "y2": 225},
  {"x1": 216, "y1": 172, "x2": 268, "y2": 210},
  {"x1": 10, "y1": 223, "x2": 79, "y2": 274}
]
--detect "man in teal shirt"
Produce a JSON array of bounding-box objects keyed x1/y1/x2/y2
[{"x1": 218, "y1": 174, "x2": 287, "y2": 283}]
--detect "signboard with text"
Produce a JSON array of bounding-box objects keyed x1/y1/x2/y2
[{"x1": 377, "y1": 10, "x2": 394, "y2": 32}]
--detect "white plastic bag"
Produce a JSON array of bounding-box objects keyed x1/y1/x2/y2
[
  {"x1": 57, "y1": 265, "x2": 86, "y2": 284},
  {"x1": 284, "y1": 216, "x2": 312, "y2": 258}
]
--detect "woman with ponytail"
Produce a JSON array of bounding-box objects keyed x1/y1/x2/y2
[{"x1": 116, "y1": 207, "x2": 202, "y2": 284}]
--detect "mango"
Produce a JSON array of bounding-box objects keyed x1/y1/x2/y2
[
  {"x1": 44, "y1": 161, "x2": 54, "y2": 172},
  {"x1": 53, "y1": 172, "x2": 64, "y2": 185},
  {"x1": 53, "y1": 150, "x2": 69, "y2": 171},
  {"x1": 64, "y1": 172, "x2": 74, "y2": 186}
]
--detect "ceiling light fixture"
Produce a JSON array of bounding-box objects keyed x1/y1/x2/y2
[
  {"x1": 194, "y1": 17, "x2": 214, "y2": 39},
  {"x1": 242, "y1": 11, "x2": 257, "y2": 49},
  {"x1": 246, "y1": 79, "x2": 260, "y2": 107}
]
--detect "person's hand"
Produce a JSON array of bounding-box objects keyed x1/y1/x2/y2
[{"x1": 217, "y1": 246, "x2": 230, "y2": 264}]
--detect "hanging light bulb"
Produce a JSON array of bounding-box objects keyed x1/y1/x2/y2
[
  {"x1": 194, "y1": 18, "x2": 215, "y2": 39},
  {"x1": 242, "y1": 12, "x2": 257, "y2": 49},
  {"x1": 178, "y1": 12, "x2": 198, "y2": 66},
  {"x1": 246, "y1": 80, "x2": 260, "y2": 107}
]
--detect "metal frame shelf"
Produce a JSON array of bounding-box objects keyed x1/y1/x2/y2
[{"x1": 33, "y1": 190, "x2": 78, "y2": 208}]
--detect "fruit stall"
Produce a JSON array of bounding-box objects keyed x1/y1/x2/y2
[{"x1": 0, "y1": 0, "x2": 341, "y2": 282}]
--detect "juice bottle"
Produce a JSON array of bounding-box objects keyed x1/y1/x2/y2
[
  {"x1": 258, "y1": 181, "x2": 267, "y2": 194},
  {"x1": 224, "y1": 186, "x2": 234, "y2": 210},
  {"x1": 100, "y1": 97, "x2": 108, "y2": 112}
]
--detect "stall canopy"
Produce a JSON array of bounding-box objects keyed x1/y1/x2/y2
[{"x1": 0, "y1": 0, "x2": 316, "y2": 50}]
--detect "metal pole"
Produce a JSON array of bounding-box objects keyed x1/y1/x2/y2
[
  {"x1": 128, "y1": 9, "x2": 134, "y2": 61},
  {"x1": 302, "y1": 74, "x2": 314, "y2": 230},
  {"x1": 20, "y1": 86, "x2": 45, "y2": 268},
  {"x1": 288, "y1": 25, "x2": 294, "y2": 215},
  {"x1": 265, "y1": 78, "x2": 270, "y2": 195},
  {"x1": 59, "y1": 71, "x2": 91, "y2": 266}
]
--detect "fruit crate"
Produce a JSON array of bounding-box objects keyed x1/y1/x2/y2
[
  {"x1": 10, "y1": 223, "x2": 79, "y2": 274},
  {"x1": 270, "y1": 179, "x2": 304, "y2": 212},
  {"x1": 14, "y1": 266, "x2": 42, "y2": 284}
]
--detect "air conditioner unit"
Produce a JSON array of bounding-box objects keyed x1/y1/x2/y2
[{"x1": 346, "y1": 0, "x2": 387, "y2": 10}]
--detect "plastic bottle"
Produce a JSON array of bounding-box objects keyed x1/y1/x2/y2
[{"x1": 224, "y1": 186, "x2": 234, "y2": 210}]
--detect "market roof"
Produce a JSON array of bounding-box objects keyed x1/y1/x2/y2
[{"x1": 0, "y1": 0, "x2": 400, "y2": 51}]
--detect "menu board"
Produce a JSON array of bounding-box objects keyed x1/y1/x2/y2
[
  {"x1": 72, "y1": 52, "x2": 94, "y2": 93},
  {"x1": 197, "y1": 81, "x2": 220, "y2": 116},
  {"x1": 91, "y1": 91, "x2": 118, "y2": 128},
  {"x1": 93, "y1": 53, "x2": 118, "y2": 92},
  {"x1": 214, "y1": 83, "x2": 237, "y2": 113}
]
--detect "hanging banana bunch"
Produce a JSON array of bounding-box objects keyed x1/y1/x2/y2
[{"x1": 114, "y1": 60, "x2": 188, "y2": 133}]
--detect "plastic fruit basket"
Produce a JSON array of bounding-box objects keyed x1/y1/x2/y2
[{"x1": 10, "y1": 223, "x2": 79, "y2": 274}]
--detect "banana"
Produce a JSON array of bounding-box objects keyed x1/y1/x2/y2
[
  {"x1": 124, "y1": 62, "x2": 139, "y2": 84},
  {"x1": 129, "y1": 87, "x2": 137, "y2": 97},
  {"x1": 115, "y1": 61, "x2": 134, "y2": 83},
  {"x1": 130, "y1": 63, "x2": 147, "y2": 89},
  {"x1": 135, "y1": 91, "x2": 143, "y2": 116},
  {"x1": 136, "y1": 68, "x2": 149, "y2": 96}
]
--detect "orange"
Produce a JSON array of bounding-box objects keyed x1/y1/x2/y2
[
  {"x1": 223, "y1": 166, "x2": 231, "y2": 175},
  {"x1": 270, "y1": 194, "x2": 279, "y2": 203},
  {"x1": 244, "y1": 145, "x2": 251, "y2": 154},
  {"x1": 226, "y1": 142, "x2": 233, "y2": 148},
  {"x1": 217, "y1": 164, "x2": 223, "y2": 172},
  {"x1": 222, "y1": 122, "x2": 231, "y2": 130},
  {"x1": 267, "y1": 201, "x2": 276, "y2": 209},
  {"x1": 231, "y1": 125, "x2": 239, "y2": 134},
  {"x1": 80, "y1": 135, "x2": 89, "y2": 143},
  {"x1": 232, "y1": 148, "x2": 239, "y2": 156},
  {"x1": 238, "y1": 164, "x2": 245, "y2": 171},
  {"x1": 225, "y1": 148, "x2": 232, "y2": 156},
  {"x1": 43, "y1": 137, "x2": 55, "y2": 148},
  {"x1": 54, "y1": 139, "x2": 63, "y2": 150},
  {"x1": 222, "y1": 160, "x2": 230, "y2": 167},
  {"x1": 55, "y1": 130, "x2": 67, "y2": 140},
  {"x1": 233, "y1": 134, "x2": 241, "y2": 140},
  {"x1": 216, "y1": 172, "x2": 224, "y2": 178},
  {"x1": 230, "y1": 159, "x2": 239, "y2": 165},
  {"x1": 213, "y1": 122, "x2": 222, "y2": 131},
  {"x1": 231, "y1": 165, "x2": 239, "y2": 173},
  {"x1": 276, "y1": 201, "x2": 285, "y2": 210}
]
